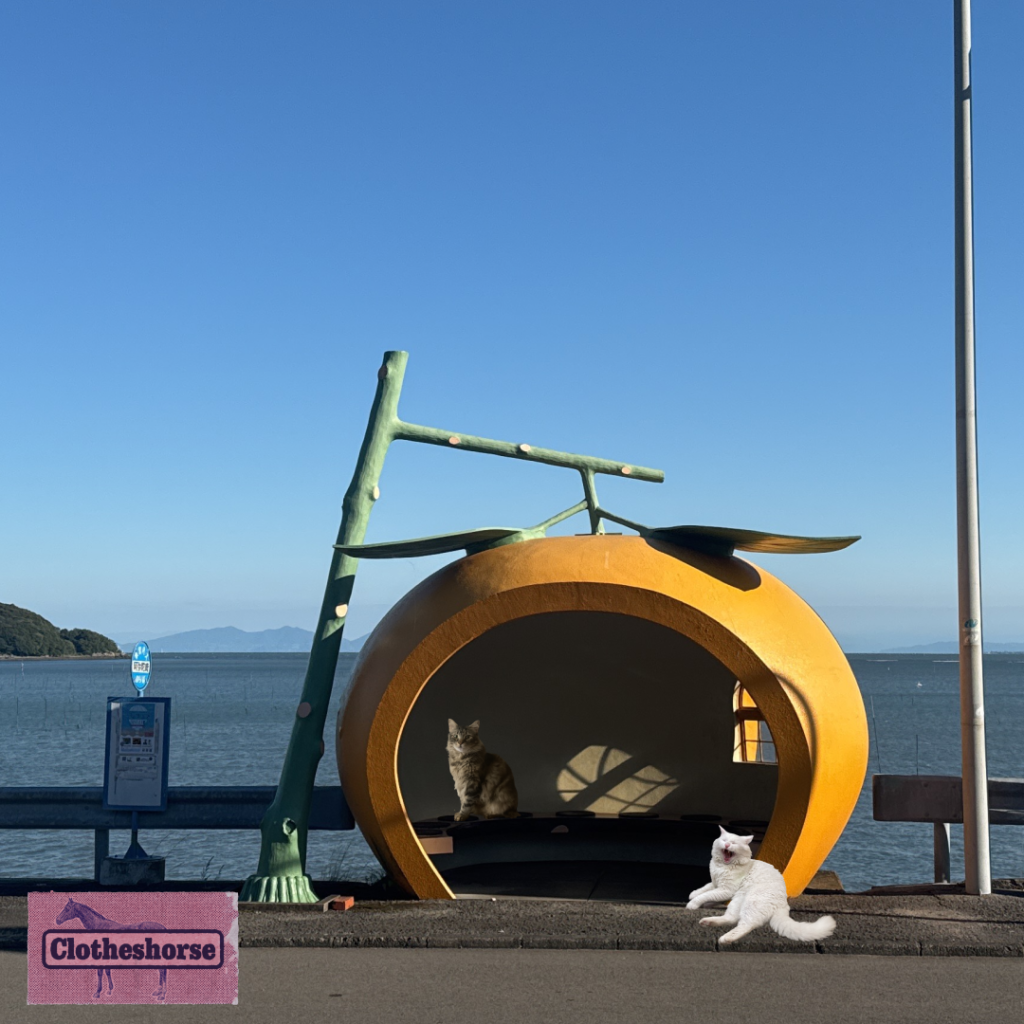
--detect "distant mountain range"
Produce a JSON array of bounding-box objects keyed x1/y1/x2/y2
[
  {"x1": 114, "y1": 629, "x2": 1024, "y2": 655},
  {"x1": 118, "y1": 626, "x2": 368, "y2": 654},
  {"x1": 883, "y1": 641, "x2": 1024, "y2": 654}
]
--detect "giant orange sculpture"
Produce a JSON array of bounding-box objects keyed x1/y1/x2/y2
[{"x1": 340, "y1": 533, "x2": 868, "y2": 899}]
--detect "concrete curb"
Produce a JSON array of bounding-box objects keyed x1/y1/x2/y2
[
  {"x1": 3, "y1": 928, "x2": 1021, "y2": 956},
  {"x1": 235, "y1": 935, "x2": 1023, "y2": 956}
]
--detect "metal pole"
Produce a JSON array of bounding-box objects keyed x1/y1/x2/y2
[
  {"x1": 93, "y1": 829, "x2": 109, "y2": 882},
  {"x1": 933, "y1": 822, "x2": 951, "y2": 884},
  {"x1": 953, "y1": 0, "x2": 991, "y2": 895}
]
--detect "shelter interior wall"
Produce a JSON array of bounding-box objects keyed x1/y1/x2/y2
[{"x1": 397, "y1": 611, "x2": 777, "y2": 822}]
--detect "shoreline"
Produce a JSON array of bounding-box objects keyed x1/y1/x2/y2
[
  {"x1": 0, "y1": 653, "x2": 126, "y2": 661},
  {"x1": 6, "y1": 651, "x2": 1024, "y2": 659}
]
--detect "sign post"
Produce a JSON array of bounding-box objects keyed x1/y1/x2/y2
[{"x1": 99, "y1": 643, "x2": 170, "y2": 884}]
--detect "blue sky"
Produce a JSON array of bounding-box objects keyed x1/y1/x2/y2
[{"x1": 2, "y1": 2, "x2": 1021, "y2": 651}]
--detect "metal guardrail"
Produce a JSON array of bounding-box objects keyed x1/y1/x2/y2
[
  {"x1": 0, "y1": 786, "x2": 354, "y2": 882},
  {"x1": 872, "y1": 775, "x2": 1024, "y2": 883}
]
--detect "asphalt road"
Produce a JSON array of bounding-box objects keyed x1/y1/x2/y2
[{"x1": 3, "y1": 948, "x2": 1022, "y2": 1024}]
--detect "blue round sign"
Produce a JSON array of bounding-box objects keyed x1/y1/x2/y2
[{"x1": 131, "y1": 642, "x2": 152, "y2": 694}]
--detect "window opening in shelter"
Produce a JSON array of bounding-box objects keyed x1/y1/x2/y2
[{"x1": 733, "y1": 683, "x2": 777, "y2": 764}]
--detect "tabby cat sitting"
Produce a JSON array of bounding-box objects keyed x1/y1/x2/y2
[{"x1": 446, "y1": 719, "x2": 519, "y2": 821}]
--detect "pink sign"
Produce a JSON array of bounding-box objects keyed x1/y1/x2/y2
[{"x1": 27, "y1": 892, "x2": 238, "y2": 1005}]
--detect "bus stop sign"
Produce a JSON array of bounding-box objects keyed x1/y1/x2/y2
[{"x1": 131, "y1": 641, "x2": 152, "y2": 695}]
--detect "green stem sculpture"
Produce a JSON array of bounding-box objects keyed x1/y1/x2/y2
[{"x1": 240, "y1": 351, "x2": 408, "y2": 902}]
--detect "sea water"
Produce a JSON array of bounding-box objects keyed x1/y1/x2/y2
[{"x1": 0, "y1": 653, "x2": 1021, "y2": 892}]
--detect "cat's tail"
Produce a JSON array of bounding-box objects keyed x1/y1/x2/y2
[{"x1": 769, "y1": 908, "x2": 836, "y2": 942}]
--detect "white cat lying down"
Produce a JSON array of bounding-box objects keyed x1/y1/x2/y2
[{"x1": 686, "y1": 827, "x2": 836, "y2": 945}]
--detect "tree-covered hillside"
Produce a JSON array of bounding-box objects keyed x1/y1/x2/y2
[
  {"x1": 0, "y1": 604, "x2": 121, "y2": 657},
  {"x1": 59, "y1": 627, "x2": 122, "y2": 656}
]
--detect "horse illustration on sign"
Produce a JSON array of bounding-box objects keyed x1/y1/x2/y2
[{"x1": 54, "y1": 897, "x2": 168, "y2": 1002}]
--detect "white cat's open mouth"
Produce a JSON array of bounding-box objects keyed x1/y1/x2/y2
[{"x1": 722, "y1": 849, "x2": 734, "y2": 863}]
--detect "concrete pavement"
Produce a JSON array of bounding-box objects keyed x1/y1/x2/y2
[{"x1": 2, "y1": 947, "x2": 1022, "y2": 1023}]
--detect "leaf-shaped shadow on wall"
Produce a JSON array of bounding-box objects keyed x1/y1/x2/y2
[{"x1": 556, "y1": 745, "x2": 679, "y2": 814}]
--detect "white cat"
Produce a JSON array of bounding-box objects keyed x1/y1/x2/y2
[{"x1": 685, "y1": 826, "x2": 836, "y2": 945}]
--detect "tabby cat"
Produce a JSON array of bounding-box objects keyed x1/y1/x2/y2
[{"x1": 446, "y1": 719, "x2": 519, "y2": 821}]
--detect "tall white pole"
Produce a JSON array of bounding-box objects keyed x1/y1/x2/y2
[{"x1": 953, "y1": 0, "x2": 991, "y2": 895}]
